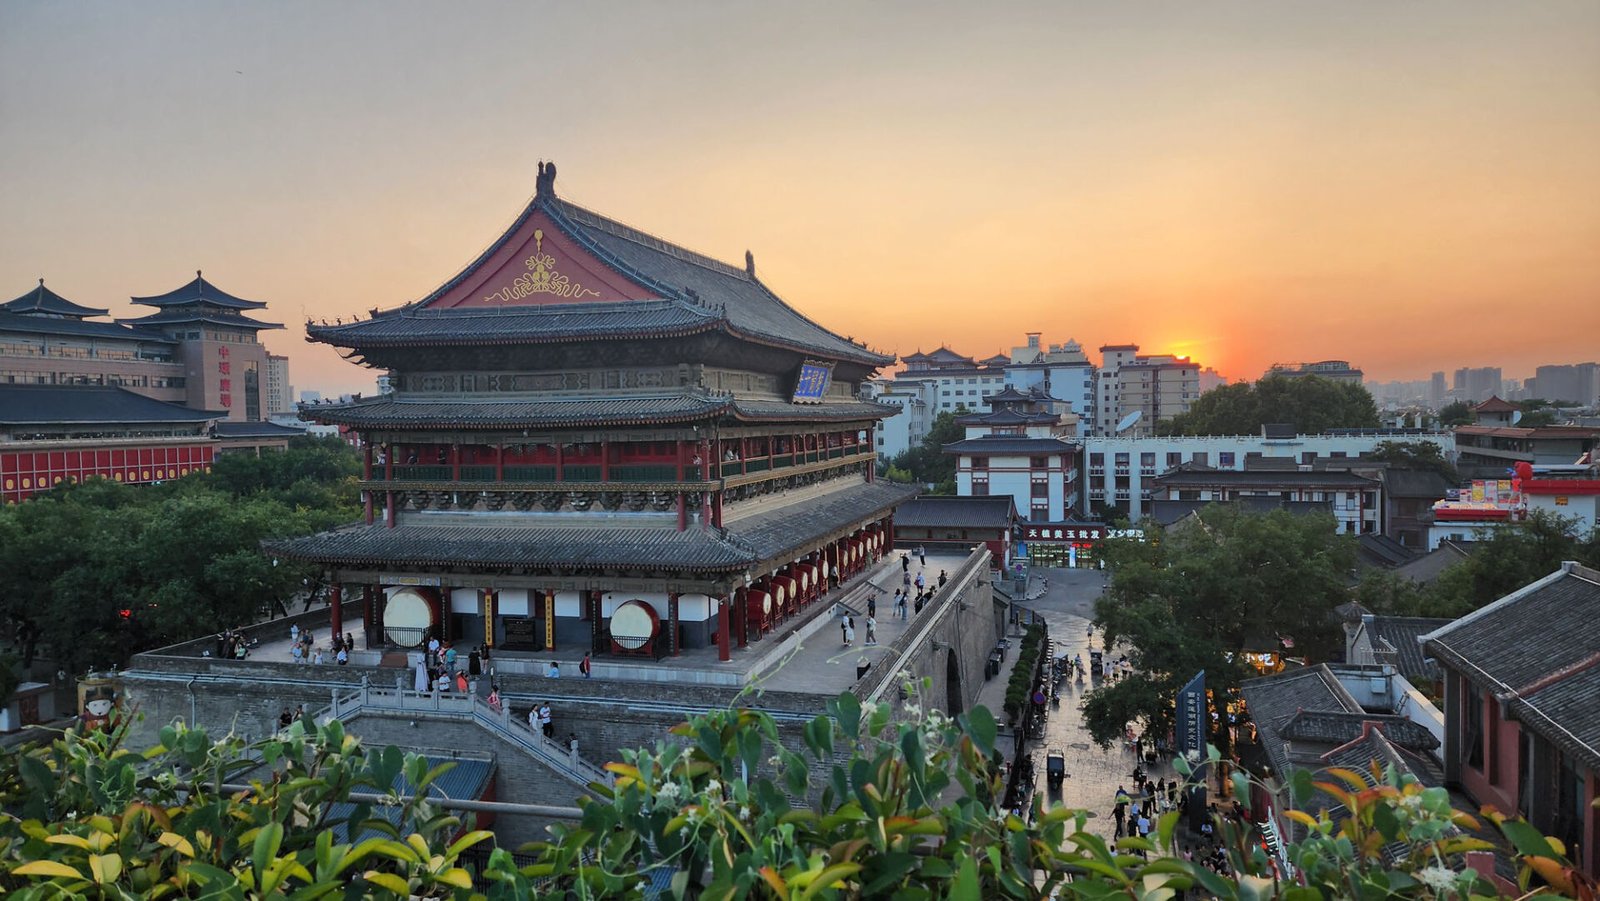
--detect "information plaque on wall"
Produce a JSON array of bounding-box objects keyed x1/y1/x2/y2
[{"x1": 791, "y1": 360, "x2": 834, "y2": 404}]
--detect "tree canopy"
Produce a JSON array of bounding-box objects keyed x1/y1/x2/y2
[
  {"x1": 0, "y1": 436, "x2": 359, "y2": 675},
  {"x1": 887, "y1": 407, "x2": 967, "y2": 493},
  {"x1": 1436, "y1": 401, "x2": 1473, "y2": 427},
  {"x1": 1358, "y1": 510, "x2": 1600, "y2": 619},
  {"x1": 1158, "y1": 374, "x2": 1380, "y2": 436},
  {"x1": 1364, "y1": 440, "x2": 1460, "y2": 484},
  {"x1": 1084, "y1": 506, "x2": 1356, "y2": 752}
]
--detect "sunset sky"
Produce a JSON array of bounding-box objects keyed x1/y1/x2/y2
[{"x1": 3, "y1": 1, "x2": 1597, "y2": 397}]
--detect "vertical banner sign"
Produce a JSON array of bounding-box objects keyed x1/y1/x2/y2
[
  {"x1": 1176, "y1": 670, "x2": 1206, "y2": 756},
  {"x1": 482, "y1": 589, "x2": 494, "y2": 648},
  {"x1": 544, "y1": 591, "x2": 555, "y2": 650}
]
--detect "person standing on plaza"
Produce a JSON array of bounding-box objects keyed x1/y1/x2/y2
[
  {"x1": 290, "y1": 623, "x2": 300, "y2": 645},
  {"x1": 844, "y1": 616, "x2": 856, "y2": 646},
  {"x1": 867, "y1": 593, "x2": 876, "y2": 618},
  {"x1": 896, "y1": 592, "x2": 908, "y2": 620},
  {"x1": 901, "y1": 553, "x2": 910, "y2": 573},
  {"x1": 916, "y1": 545, "x2": 926, "y2": 566},
  {"x1": 938, "y1": 570, "x2": 947, "y2": 588},
  {"x1": 540, "y1": 702, "x2": 553, "y2": 738},
  {"x1": 579, "y1": 652, "x2": 592, "y2": 678},
  {"x1": 865, "y1": 615, "x2": 876, "y2": 646}
]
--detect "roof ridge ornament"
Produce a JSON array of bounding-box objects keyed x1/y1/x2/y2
[{"x1": 536, "y1": 160, "x2": 558, "y2": 199}]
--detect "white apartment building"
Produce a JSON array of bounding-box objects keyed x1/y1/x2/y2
[
  {"x1": 865, "y1": 378, "x2": 933, "y2": 462},
  {"x1": 1095, "y1": 344, "x2": 1204, "y2": 436},
  {"x1": 895, "y1": 347, "x2": 1007, "y2": 416},
  {"x1": 265, "y1": 353, "x2": 293, "y2": 415},
  {"x1": 945, "y1": 387, "x2": 1080, "y2": 521},
  {"x1": 1004, "y1": 333, "x2": 1096, "y2": 437},
  {"x1": 1081, "y1": 428, "x2": 1456, "y2": 522}
]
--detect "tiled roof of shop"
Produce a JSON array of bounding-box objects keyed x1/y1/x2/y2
[
  {"x1": 892, "y1": 495, "x2": 1015, "y2": 530},
  {"x1": 1421, "y1": 563, "x2": 1600, "y2": 770}
]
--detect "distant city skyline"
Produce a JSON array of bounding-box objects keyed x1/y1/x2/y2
[{"x1": 3, "y1": 1, "x2": 1597, "y2": 397}]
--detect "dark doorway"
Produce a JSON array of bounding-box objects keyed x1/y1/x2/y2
[{"x1": 945, "y1": 648, "x2": 963, "y2": 717}]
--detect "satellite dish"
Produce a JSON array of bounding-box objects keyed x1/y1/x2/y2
[
  {"x1": 1510, "y1": 410, "x2": 1523, "y2": 425},
  {"x1": 1115, "y1": 410, "x2": 1144, "y2": 434}
]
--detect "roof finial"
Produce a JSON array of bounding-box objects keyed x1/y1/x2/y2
[
  {"x1": 745, "y1": 250, "x2": 755, "y2": 277},
  {"x1": 536, "y1": 160, "x2": 557, "y2": 199},
  {"x1": 38, "y1": 277, "x2": 45, "y2": 286}
]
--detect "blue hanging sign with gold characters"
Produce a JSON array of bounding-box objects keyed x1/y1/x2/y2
[{"x1": 791, "y1": 360, "x2": 834, "y2": 403}]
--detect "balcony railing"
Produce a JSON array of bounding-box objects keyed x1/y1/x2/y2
[{"x1": 371, "y1": 446, "x2": 871, "y2": 488}]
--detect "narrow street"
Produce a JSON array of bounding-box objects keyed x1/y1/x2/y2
[{"x1": 1004, "y1": 566, "x2": 1178, "y2": 839}]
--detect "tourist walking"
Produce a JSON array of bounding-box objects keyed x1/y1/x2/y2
[
  {"x1": 865, "y1": 615, "x2": 877, "y2": 646},
  {"x1": 579, "y1": 653, "x2": 592, "y2": 678},
  {"x1": 539, "y1": 702, "x2": 553, "y2": 738},
  {"x1": 844, "y1": 616, "x2": 856, "y2": 646}
]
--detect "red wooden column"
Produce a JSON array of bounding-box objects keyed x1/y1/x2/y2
[
  {"x1": 717, "y1": 597, "x2": 731, "y2": 662},
  {"x1": 450, "y1": 445, "x2": 461, "y2": 481},
  {"x1": 362, "y1": 442, "x2": 374, "y2": 523},
  {"x1": 555, "y1": 444, "x2": 565, "y2": 483},
  {"x1": 865, "y1": 426, "x2": 875, "y2": 482},
  {"x1": 361, "y1": 584, "x2": 374, "y2": 647},
  {"x1": 494, "y1": 443, "x2": 504, "y2": 482},
  {"x1": 668, "y1": 592, "x2": 681, "y2": 656},
  {"x1": 740, "y1": 437, "x2": 749, "y2": 476},
  {"x1": 600, "y1": 440, "x2": 611, "y2": 482},
  {"x1": 329, "y1": 583, "x2": 343, "y2": 638},
  {"x1": 735, "y1": 586, "x2": 749, "y2": 648}
]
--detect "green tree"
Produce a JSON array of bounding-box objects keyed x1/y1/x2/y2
[
  {"x1": 1414, "y1": 510, "x2": 1597, "y2": 618},
  {"x1": 889, "y1": 407, "x2": 967, "y2": 486},
  {"x1": 1084, "y1": 506, "x2": 1356, "y2": 752},
  {"x1": 1365, "y1": 440, "x2": 1460, "y2": 484},
  {"x1": 1436, "y1": 400, "x2": 1473, "y2": 426},
  {"x1": 1158, "y1": 374, "x2": 1380, "y2": 436}
]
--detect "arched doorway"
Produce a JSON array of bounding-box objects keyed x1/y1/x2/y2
[{"x1": 945, "y1": 647, "x2": 963, "y2": 717}]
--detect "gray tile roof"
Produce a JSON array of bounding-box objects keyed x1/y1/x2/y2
[
  {"x1": 0, "y1": 309, "x2": 176, "y2": 343},
  {"x1": 1383, "y1": 469, "x2": 1454, "y2": 500},
  {"x1": 307, "y1": 192, "x2": 891, "y2": 368},
  {"x1": 131, "y1": 274, "x2": 268, "y2": 310},
  {"x1": 1365, "y1": 616, "x2": 1452, "y2": 682},
  {"x1": 269, "y1": 481, "x2": 916, "y2": 573},
  {"x1": 118, "y1": 309, "x2": 284, "y2": 331},
  {"x1": 1153, "y1": 470, "x2": 1380, "y2": 488},
  {"x1": 2, "y1": 280, "x2": 108, "y2": 317},
  {"x1": 213, "y1": 420, "x2": 305, "y2": 438},
  {"x1": 1392, "y1": 542, "x2": 1471, "y2": 585},
  {"x1": 1421, "y1": 563, "x2": 1600, "y2": 770},
  {"x1": 942, "y1": 436, "x2": 1077, "y2": 455},
  {"x1": 304, "y1": 392, "x2": 732, "y2": 430},
  {"x1": 0, "y1": 385, "x2": 218, "y2": 426},
  {"x1": 1278, "y1": 710, "x2": 1439, "y2": 753},
  {"x1": 893, "y1": 495, "x2": 1016, "y2": 530},
  {"x1": 1240, "y1": 665, "x2": 1364, "y2": 778},
  {"x1": 308, "y1": 300, "x2": 718, "y2": 347},
  {"x1": 302, "y1": 393, "x2": 894, "y2": 430}
]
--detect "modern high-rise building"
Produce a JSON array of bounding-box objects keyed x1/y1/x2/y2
[
  {"x1": 1264, "y1": 361, "x2": 1364, "y2": 384},
  {"x1": 266, "y1": 354, "x2": 293, "y2": 415},
  {"x1": 1003, "y1": 333, "x2": 1095, "y2": 437},
  {"x1": 1430, "y1": 372, "x2": 1447, "y2": 409},
  {"x1": 1096, "y1": 346, "x2": 1201, "y2": 435},
  {"x1": 1526, "y1": 363, "x2": 1599, "y2": 406},
  {"x1": 1452, "y1": 367, "x2": 1502, "y2": 404}
]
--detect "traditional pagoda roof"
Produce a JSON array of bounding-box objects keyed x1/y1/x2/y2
[
  {"x1": 0, "y1": 309, "x2": 176, "y2": 343},
  {"x1": 306, "y1": 164, "x2": 890, "y2": 368},
  {"x1": 984, "y1": 385, "x2": 1035, "y2": 404},
  {"x1": 267, "y1": 481, "x2": 916, "y2": 574},
  {"x1": 0, "y1": 384, "x2": 218, "y2": 426},
  {"x1": 118, "y1": 308, "x2": 285, "y2": 331},
  {"x1": 1, "y1": 279, "x2": 108, "y2": 318},
  {"x1": 900, "y1": 347, "x2": 975, "y2": 365},
  {"x1": 302, "y1": 391, "x2": 894, "y2": 430},
  {"x1": 1472, "y1": 395, "x2": 1518, "y2": 413},
  {"x1": 131, "y1": 272, "x2": 268, "y2": 310},
  {"x1": 943, "y1": 436, "x2": 1076, "y2": 455},
  {"x1": 955, "y1": 408, "x2": 1057, "y2": 427}
]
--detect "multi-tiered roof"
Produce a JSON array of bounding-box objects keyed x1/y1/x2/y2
[{"x1": 119, "y1": 272, "x2": 283, "y2": 333}]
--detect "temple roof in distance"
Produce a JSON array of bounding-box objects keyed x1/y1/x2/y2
[
  {"x1": 131, "y1": 272, "x2": 269, "y2": 310},
  {"x1": 306, "y1": 163, "x2": 892, "y2": 369},
  {"x1": 2, "y1": 279, "x2": 109, "y2": 318},
  {"x1": 0, "y1": 309, "x2": 177, "y2": 343},
  {"x1": 267, "y1": 480, "x2": 916, "y2": 574},
  {"x1": 943, "y1": 436, "x2": 1078, "y2": 455},
  {"x1": 303, "y1": 392, "x2": 896, "y2": 430},
  {"x1": 118, "y1": 308, "x2": 285, "y2": 331},
  {"x1": 0, "y1": 385, "x2": 219, "y2": 426}
]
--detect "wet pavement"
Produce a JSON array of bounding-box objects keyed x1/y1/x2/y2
[{"x1": 1002, "y1": 566, "x2": 1180, "y2": 839}]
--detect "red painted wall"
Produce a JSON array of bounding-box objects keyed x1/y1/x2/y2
[
  {"x1": 423, "y1": 210, "x2": 652, "y2": 309},
  {"x1": 1, "y1": 442, "x2": 215, "y2": 504}
]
